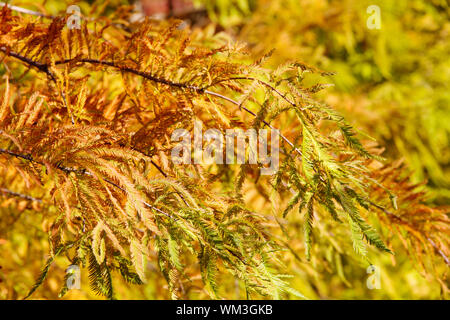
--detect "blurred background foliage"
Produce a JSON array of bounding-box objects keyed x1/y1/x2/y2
[
  {"x1": 0, "y1": 0, "x2": 448, "y2": 300},
  {"x1": 199, "y1": 0, "x2": 450, "y2": 204}
]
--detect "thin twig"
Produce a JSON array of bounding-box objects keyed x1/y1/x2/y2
[
  {"x1": 54, "y1": 58, "x2": 202, "y2": 91},
  {"x1": 0, "y1": 187, "x2": 42, "y2": 202},
  {"x1": 369, "y1": 200, "x2": 450, "y2": 267},
  {"x1": 208, "y1": 76, "x2": 301, "y2": 110},
  {"x1": 0, "y1": 148, "x2": 175, "y2": 220},
  {"x1": 129, "y1": 146, "x2": 190, "y2": 208},
  {"x1": 0, "y1": 2, "x2": 53, "y2": 18},
  {"x1": 204, "y1": 90, "x2": 302, "y2": 158},
  {"x1": 0, "y1": 47, "x2": 55, "y2": 81},
  {"x1": 0, "y1": 148, "x2": 34, "y2": 162},
  {"x1": 2, "y1": 51, "x2": 302, "y2": 158},
  {"x1": 0, "y1": 47, "x2": 74, "y2": 123},
  {"x1": 426, "y1": 237, "x2": 450, "y2": 266}
]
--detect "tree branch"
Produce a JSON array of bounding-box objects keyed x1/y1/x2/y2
[
  {"x1": 0, "y1": 187, "x2": 42, "y2": 202},
  {"x1": 1, "y1": 50, "x2": 302, "y2": 159},
  {"x1": 54, "y1": 58, "x2": 202, "y2": 91},
  {"x1": 0, "y1": 148, "x2": 175, "y2": 220}
]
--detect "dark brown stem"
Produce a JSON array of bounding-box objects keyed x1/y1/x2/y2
[
  {"x1": 54, "y1": 58, "x2": 202, "y2": 91},
  {"x1": 208, "y1": 76, "x2": 302, "y2": 110},
  {"x1": 426, "y1": 237, "x2": 450, "y2": 266},
  {"x1": 2, "y1": 50, "x2": 302, "y2": 158},
  {"x1": 0, "y1": 148, "x2": 34, "y2": 162}
]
